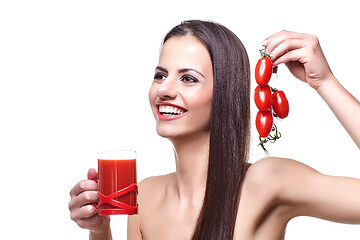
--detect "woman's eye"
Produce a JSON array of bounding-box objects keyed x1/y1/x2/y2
[
  {"x1": 181, "y1": 75, "x2": 199, "y2": 83},
  {"x1": 154, "y1": 72, "x2": 167, "y2": 80}
]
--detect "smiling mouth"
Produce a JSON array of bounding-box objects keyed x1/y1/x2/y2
[
  {"x1": 156, "y1": 102, "x2": 187, "y2": 119},
  {"x1": 159, "y1": 105, "x2": 185, "y2": 115}
]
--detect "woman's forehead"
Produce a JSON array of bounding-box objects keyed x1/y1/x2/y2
[{"x1": 158, "y1": 36, "x2": 212, "y2": 76}]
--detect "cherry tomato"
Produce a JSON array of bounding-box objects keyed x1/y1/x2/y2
[
  {"x1": 255, "y1": 57, "x2": 273, "y2": 86},
  {"x1": 272, "y1": 91, "x2": 289, "y2": 119},
  {"x1": 254, "y1": 85, "x2": 272, "y2": 111},
  {"x1": 256, "y1": 110, "x2": 273, "y2": 138}
]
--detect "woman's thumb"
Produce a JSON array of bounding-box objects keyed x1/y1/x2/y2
[{"x1": 87, "y1": 168, "x2": 98, "y2": 180}]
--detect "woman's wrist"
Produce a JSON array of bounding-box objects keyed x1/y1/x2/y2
[
  {"x1": 89, "y1": 217, "x2": 112, "y2": 240},
  {"x1": 314, "y1": 74, "x2": 339, "y2": 95},
  {"x1": 90, "y1": 227, "x2": 112, "y2": 240}
]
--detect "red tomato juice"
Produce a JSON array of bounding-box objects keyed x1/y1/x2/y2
[{"x1": 98, "y1": 159, "x2": 137, "y2": 209}]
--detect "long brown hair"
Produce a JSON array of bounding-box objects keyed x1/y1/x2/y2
[{"x1": 163, "y1": 20, "x2": 251, "y2": 239}]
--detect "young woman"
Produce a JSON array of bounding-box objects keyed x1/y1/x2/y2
[{"x1": 69, "y1": 20, "x2": 360, "y2": 240}]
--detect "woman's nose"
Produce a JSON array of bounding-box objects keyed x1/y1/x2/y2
[{"x1": 157, "y1": 77, "x2": 177, "y2": 100}]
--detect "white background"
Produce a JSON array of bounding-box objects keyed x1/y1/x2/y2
[{"x1": 1, "y1": 0, "x2": 359, "y2": 239}]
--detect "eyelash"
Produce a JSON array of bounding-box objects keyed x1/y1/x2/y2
[
  {"x1": 181, "y1": 75, "x2": 199, "y2": 83},
  {"x1": 154, "y1": 72, "x2": 167, "y2": 80},
  {"x1": 153, "y1": 73, "x2": 199, "y2": 84}
]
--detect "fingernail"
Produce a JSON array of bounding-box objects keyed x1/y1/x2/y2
[{"x1": 261, "y1": 39, "x2": 269, "y2": 46}]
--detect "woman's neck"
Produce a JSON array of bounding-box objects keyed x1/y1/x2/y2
[{"x1": 170, "y1": 131, "x2": 209, "y2": 205}]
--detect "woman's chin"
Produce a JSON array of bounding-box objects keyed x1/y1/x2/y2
[
  {"x1": 155, "y1": 126, "x2": 189, "y2": 140},
  {"x1": 156, "y1": 126, "x2": 210, "y2": 141},
  {"x1": 156, "y1": 129, "x2": 180, "y2": 139}
]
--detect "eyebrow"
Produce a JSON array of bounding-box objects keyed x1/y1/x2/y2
[{"x1": 155, "y1": 66, "x2": 205, "y2": 78}]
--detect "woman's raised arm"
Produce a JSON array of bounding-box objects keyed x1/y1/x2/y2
[
  {"x1": 315, "y1": 76, "x2": 360, "y2": 148},
  {"x1": 277, "y1": 157, "x2": 360, "y2": 223}
]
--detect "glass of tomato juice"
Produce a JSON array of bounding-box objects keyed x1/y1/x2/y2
[{"x1": 95, "y1": 150, "x2": 138, "y2": 215}]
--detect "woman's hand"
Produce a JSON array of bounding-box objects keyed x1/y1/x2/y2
[
  {"x1": 69, "y1": 168, "x2": 111, "y2": 235},
  {"x1": 262, "y1": 30, "x2": 334, "y2": 90}
]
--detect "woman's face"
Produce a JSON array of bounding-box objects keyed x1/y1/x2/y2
[{"x1": 149, "y1": 35, "x2": 213, "y2": 139}]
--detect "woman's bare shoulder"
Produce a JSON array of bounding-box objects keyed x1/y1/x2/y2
[
  {"x1": 244, "y1": 157, "x2": 318, "y2": 197},
  {"x1": 248, "y1": 156, "x2": 316, "y2": 176},
  {"x1": 139, "y1": 172, "x2": 175, "y2": 187},
  {"x1": 138, "y1": 173, "x2": 175, "y2": 201}
]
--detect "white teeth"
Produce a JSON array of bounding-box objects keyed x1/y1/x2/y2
[{"x1": 159, "y1": 105, "x2": 184, "y2": 115}]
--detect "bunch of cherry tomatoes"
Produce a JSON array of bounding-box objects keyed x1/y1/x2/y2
[{"x1": 254, "y1": 49, "x2": 289, "y2": 154}]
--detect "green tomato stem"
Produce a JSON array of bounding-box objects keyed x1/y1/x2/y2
[{"x1": 258, "y1": 123, "x2": 282, "y2": 154}]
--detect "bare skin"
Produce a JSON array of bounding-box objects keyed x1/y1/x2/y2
[{"x1": 69, "y1": 31, "x2": 360, "y2": 240}]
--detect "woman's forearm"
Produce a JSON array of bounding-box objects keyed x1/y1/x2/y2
[{"x1": 316, "y1": 76, "x2": 360, "y2": 148}]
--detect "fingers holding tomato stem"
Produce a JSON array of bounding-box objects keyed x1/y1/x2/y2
[
  {"x1": 267, "y1": 38, "x2": 307, "y2": 65},
  {"x1": 274, "y1": 44, "x2": 331, "y2": 89},
  {"x1": 272, "y1": 48, "x2": 305, "y2": 68},
  {"x1": 262, "y1": 30, "x2": 306, "y2": 55}
]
